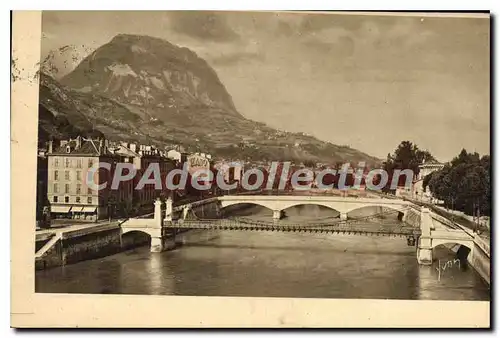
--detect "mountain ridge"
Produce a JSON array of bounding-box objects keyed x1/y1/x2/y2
[{"x1": 39, "y1": 34, "x2": 382, "y2": 166}]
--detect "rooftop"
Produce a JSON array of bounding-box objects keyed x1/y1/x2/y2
[
  {"x1": 49, "y1": 137, "x2": 115, "y2": 157},
  {"x1": 419, "y1": 160, "x2": 444, "y2": 167}
]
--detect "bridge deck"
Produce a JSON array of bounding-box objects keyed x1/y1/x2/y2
[
  {"x1": 218, "y1": 194, "x2": 411, "y2": 203},
  {"x1": 163, "y1": 219, "x2": 420, "y2": 237}
]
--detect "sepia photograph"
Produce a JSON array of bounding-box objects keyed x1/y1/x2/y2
[{"x1": 11, "y1": 9, "x2": 491, "y2": 327}]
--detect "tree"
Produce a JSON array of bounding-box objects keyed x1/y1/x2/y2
[
  {"x1": 416, "y1": 150, "x2": 435, "y2": 164},
  {"x1": 303, "y1": 159, "x2": 316, "y2": 168},
  {"x1": 427, "y1": 150, "x2": 490, "y2": 217},
  {"x1": 422, "y1": 171, "x2": 434, "y2": 192},
  {"x1": 382, "y1": 141, "x2": 436, "y2": 192},
  {"x1": 451, "y1": 149, "x2": 480, "y2": 167},
  {"x1": 429, "y1": 165, "x2": 451, "y2": 204},
  {"x1": 480, "y1": 155, "x2": 491, "y2": 215}
]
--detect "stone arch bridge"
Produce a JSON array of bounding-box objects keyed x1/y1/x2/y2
[
  {"x1": 218, "y1": 195, "x2": 411, "y2": 221},
  {"x1": 120, "y1": 194, "x2": 477, "y2": 265}
]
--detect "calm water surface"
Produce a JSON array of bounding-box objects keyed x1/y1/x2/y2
[{"x1": 35, "y1": 206, "x2": 490, "y2": 300}]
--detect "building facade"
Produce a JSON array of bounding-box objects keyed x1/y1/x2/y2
[
  {"x1": 411, "y1": 160, "x2": 445, "y2": 201},
  {"x1": 166, "y1": 149, "x2": 189, "y2": 163},
  {"x1": 213, "y1": 161, "x2": 244, "y2": 185},
  {"x1": 46, "y1": 136, "x2": 134, "y2": 221},
  {"x1": 36, "y1": 150, "x2": 49, "y2": 227},
  {"x1": 416, "y1": 161, "x2": 445, "y2": 181},
  {"x1": 114, "y1": 142, "x2": 176, "y2": 213}
]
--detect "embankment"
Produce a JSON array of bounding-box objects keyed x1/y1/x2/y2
[
  {"x1": 35, "y1": 198, "x2": 233, "y2": 270},
  {"x1": 468, "y1": 234, "x2": 490, "y2": 285},
  {"x1": 35, "y1": 223, "x2": 123, "y2": 270}
]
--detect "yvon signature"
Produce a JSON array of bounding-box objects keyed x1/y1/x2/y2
[{"x1": 436, "y1": 259, "x2": 461, "y2": 281}]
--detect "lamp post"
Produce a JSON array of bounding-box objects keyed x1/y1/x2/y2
[
  {"x1": 450, "y1": 196, "x2": 455, "y2": 224},
  {"x1": 107, "y1": 201, "x2": 112, "y2": 223},
  {"x1": 107, "y1": 196, "x2": 115, "y2": 223}
]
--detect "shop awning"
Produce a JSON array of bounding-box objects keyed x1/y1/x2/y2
[
  {"x1": 82, "y1": 206, "x2": 97, "y2": 213},
  {"x1": 72, "y1": 207, "x2": 84, "y2": 212},
  {"x1": 51, "y1": 206, "x2": 72, "y2": 213}
]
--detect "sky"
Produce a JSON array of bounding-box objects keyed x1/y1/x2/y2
[{"x1": 41, "y1": 11, "x2": 490, "y2": 161}]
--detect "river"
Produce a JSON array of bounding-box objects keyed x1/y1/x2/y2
[{"x1": 35, "y1": 205, "x2": 490, "y2": 300}]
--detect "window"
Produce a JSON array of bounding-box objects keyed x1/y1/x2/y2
[
  {"x1": 76, "y1": 171, "x2": 82, "y2": 181},
  {"x1": 76, "y1": 184, "x2": 81, "y2": 194},
  {"x1": 53, "y1": 183, "x2": 58, "y2": 193},
  {"x1": 76, "y1": 196, "x2": 81, "y2": 203},
  {"x1": 65, "y1": 196, "x2": 69, "y2": 203},
  {"x1": 65, "y1": 184, "x2": 70, "y2": 194},
  {"x1": 54, "y1": 170, "x2": 59, "y2": 181},
  {"x1": 65, "y1": 158, "x2": 70, "y2": 168},
  {"x1": 53, "y1": 196, "x2": 58, "y2": 203},
  {"x1": 65, "y1": 171, "x2": 70, "y2": 180},
  {"x1": 76, "y1": 159, "x2": 82, "y2": 168},
  {"x1": 87, "y1": 196, "x2": 92, "y2": 204},
  {"x1": 54, "y1": 158, "x2": 59, "y2": 167},
  {"x1": 88, "y1": 159, "x2": 94, "y2": 168}
]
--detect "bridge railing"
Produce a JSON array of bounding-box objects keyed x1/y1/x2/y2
[
  {"x1": 407, "y1": 203, "x2": 422, "y2": 212},
  {"x1": 239, "y1": 189, "x2": 378, "y2": 198},
  {"x1": 185, "y1": 215, "x2": 418, "y2": 229},
  {"x1": 134, "y1": 212, "x2": 155, "y2": 219},
  {"x1": 121, "y1": 212, "x2": 156, "y2": 228},
  {"x1": 474, "y1": 234, "x2": 490, "y2": 258},
  {"x1": 173, "y1": 218, "x2": 420, "y2": 236}
]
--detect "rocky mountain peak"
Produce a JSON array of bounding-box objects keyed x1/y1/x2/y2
[{"x1": 61, "y1": 34, "x2": 238, "y2": 117}]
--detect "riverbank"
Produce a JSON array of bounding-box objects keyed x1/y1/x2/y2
[
  {"x1": 35, "y1": 227, "x2": 490, "y2": 301},
  {"x1": 468, "y1": 234, "x2": 491, "y2": 285},
  {"x1": 34, "y1": 200, "x2": 489, "y2": 291},
  {"x1": 35, "y1": 202, "x2": 257, "y2": 270},
  {"x1": 404, "y1": 197, "x2": 490, "y2": 286},
  {"x1": 35, "y1": 222, "x2": 124, "y2": 270}
]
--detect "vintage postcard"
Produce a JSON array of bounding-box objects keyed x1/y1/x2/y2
[{"x1": 11, "y1": 10, "x2": 490, "y2": 327}]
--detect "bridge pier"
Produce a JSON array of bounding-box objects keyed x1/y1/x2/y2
[
  {"x1": 151, "y1": 234, "x2": 176, "y2": 252},
  {"x1": 273, "y1": 209, "x2": 282, "y2": 221},
  {"x1": 150, "y1": 198, "x2": 177, "y2": 253},
  {"x1": 165, "y1": 197, "x2": 174, "y2": 222},
  {"x1": 182, "y1": 205, "x2": 191, "y2": 221},
  {"x1": 417, "y1": 207, "x2": 434, "y2": 265},
  {"x1": 151, "y1": 236, "x2": 164, "y2": 253},
  {"x1": 417, "y1": 244, "x2": 433, "y2": 265}
]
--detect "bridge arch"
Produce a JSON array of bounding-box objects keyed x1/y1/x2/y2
[
  {"x1": 279, "y1": 202, "x2": 341, "y2": 215},
  {"x1": 121, "y1": 228, "x2": 153, "y2": 236},
  {"x1": 220, "y1": 200, "x2": 344, "y2": 214},
  {"x1": 431, "y1": 240, "x2": 474, "y2": 252},
  {"x1": 345, "y1": 204, "x2": 407, "y2": 215},
  {"x1": 280, "y1": 203, "x2": 341, "y2": 219},
  {"x1": 345, "y1": 204, "x2": 407, "y2": 219},
  {"x1": 120, "y1": 229, "x2": 152, "y2": 250},
  {"x1": 219, "y1": 201, "x2": 275, "y2": 212}
]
